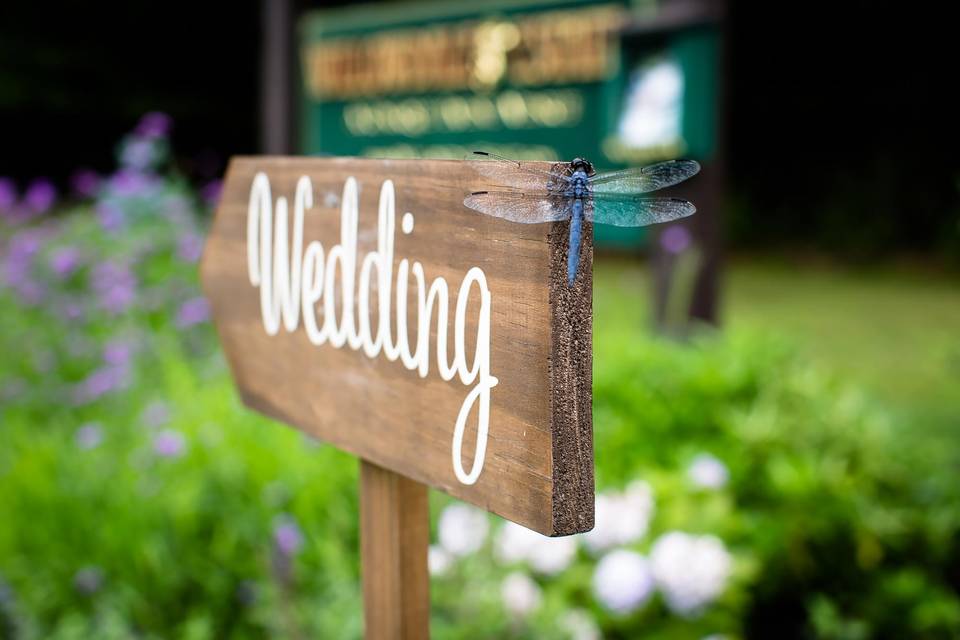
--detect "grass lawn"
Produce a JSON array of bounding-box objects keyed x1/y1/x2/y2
[{"x1": 595, "y1": 256, "x2": 960, "y2": 429}]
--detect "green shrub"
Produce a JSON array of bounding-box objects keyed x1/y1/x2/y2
[{"x1": 1, "y1": 117, "x2": 958, "y2": 638}]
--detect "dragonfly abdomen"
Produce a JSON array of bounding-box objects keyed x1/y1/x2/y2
[{"x1": 568, "y1": 198, "x2": 583, "y2": 286}]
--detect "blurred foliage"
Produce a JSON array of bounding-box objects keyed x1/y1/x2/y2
[{"x1": 1, "y1": 119, "x2": 959, "y2": 639}]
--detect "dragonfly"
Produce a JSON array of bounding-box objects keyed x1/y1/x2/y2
[{"x1": 463, "y1": 151, "x2": 700, "y2": 286}]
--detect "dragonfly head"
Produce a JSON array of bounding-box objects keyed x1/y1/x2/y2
[{"x1": 570, "y1": 157, "x2": 594, "y2": 174}]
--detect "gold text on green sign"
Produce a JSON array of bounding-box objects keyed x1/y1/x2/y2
[
  {"x1": 342, "y1": 89, "x2": 584, "y2": 137},
  {"x1": 304, "y1": 5, "x2": 623, "y2": 99}
]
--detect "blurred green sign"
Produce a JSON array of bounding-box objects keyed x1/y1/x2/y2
[{"x1": 298, "y1": 0, "x2": 718, "y2": 248}]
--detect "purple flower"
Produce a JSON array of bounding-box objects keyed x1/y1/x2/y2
[
  {"x1": 23, "y1": 179, "x2": 57, "y2": 215},
  {"x1": 176, "y1": 232, "x2": 204, "y2": 262},
  {"x1": 141, "y1": 400, "x2": 170, "y2": 428},
  {"x1": 0, "y1": 177, "x2": 16, "y2": 211},
  {"x1": 201, "y1": 180, "x2": 223, "y2": 207},
  {"x1": 120, "y1": 138, "x2": 155, "y2": 170},
  {"x1": 95, "y1": 202, "x2": 124, "y2": 232},
  {"x1": 660, "y1": 224, "x2": 692, "y2": 255},
  {"x1": 5, "y1": 229, "x2": 44, "y2": 267},
  {"x1": 273, "y1": 515, "x2": 304, "y2": 556},
  {"x1": 13, "y1": 280, "x2": 45, "y2": 305},
  {"x1": 63, "y1": 300, "x2": 85, "y2": 320},
  {"x1": 73, "y1": 567, "x2": 104, "y2": 595},
  {"x1": 153, "y1": 429, "x2": 186, "y2": 458},
  {"x1": 107, "y1": 169, "x2": 159, "y2": 199},
  {"x1": 70, "y1": 169, "x2": 101, "y2": 198},
  {"x1": 3, "y1": 228, "x2": 51, "y2": 302},
  {"x1": 91, "y1": 261, "x2": 136, "y2": 314},
  {"x1": 102, "y1": 339, "x2": 134, "y2": 367},
  {"x1": 1, "y1": 378, "x2": 27, "y2": 402},
  {"x1": 8, "y1": 227, "x2": 46, "y2": 256},
  {"x1": 3, "y1": 230, "x2": 39, "y2": 280},
  {"x1": 49, "y1": 247, "x2": 81, "y2": 279},
  {"x1": 76, "y1": 422, "x2": 103, "y2": 450},
  {"x1": 136, "y1": 112, "x2": 172, "y2": 139},
  {"x1": 164, "y1": 195, "x2": 192, "y2": 223},
  {"x1": 73, "y1": 365, "x2": 126, "y2": 404},
  {"x1": 176, "y1": 297, "x2": 210, "y2": 328}
]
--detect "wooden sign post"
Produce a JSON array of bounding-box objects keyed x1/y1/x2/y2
[{"x1": 201, "y1": 157, "x2": 593, "y2": 637}]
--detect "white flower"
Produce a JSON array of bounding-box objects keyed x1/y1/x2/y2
[
  {"x1": 495, "y1": 521, "x2": 577, "y2": 575},
  {"x1": 618, "y1": 58, "x2": 684, "y2": 149},
  {"x1": 650, "y1": 532, "x2": 733, "y2": 616},
  {"x1": 592, "y1": 549, "x2": 654, "y2": 614},
  {"x1": 583, "y1": 481, "x2": 654, "y2": 554},
  {"x1": 428, "y1": 545, "x2": 453, "y2": 577},
  {"x1": 495, "y1": 521, "x2": 533, "y2": 564},
  {"x1": 688, "y1": 454, "x2": 730, "y2": 489},
  {"x1": 437, "y1": 504, "x2": 489, "y2": 557},
  {"x1": 560, "y1": 608, "x2": 601, "y2": 640},
  {"x1": 583, "y1": 494, "x2": 621, "y2": 552},
  {"x1": 501, "y1": 571, "x2": 542, "y2": 617}
]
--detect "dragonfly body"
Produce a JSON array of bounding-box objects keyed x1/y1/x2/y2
[
  {"x1": 563, "y1": 159, "x2": 593, "y2": 285},
  {"x1": 464, "y1": 152, "x2": 700, "y2": 286},
  {"x1": 568, "y1": 199, "x2": 583, "y2": 286}
]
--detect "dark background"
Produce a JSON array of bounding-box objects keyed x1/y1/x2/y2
[{"x1": 1, "y1": 1, "x2": 955, "y2": 258}]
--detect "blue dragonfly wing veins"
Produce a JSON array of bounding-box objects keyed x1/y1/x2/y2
[
  {"x1": 468, "y1": 154, "x2": 570, "y2": 193},
  {"x1": 465, "y1": 153, "x2": 573, "y2": 223},
  {"x1": 464, "y1": 153, "x2": 699, "y2": 286},
  {"x1": 585, "y1": 195, "x2": 696, "y2": 227},
  {"x1": 462, "y1": 190, "x2": 572, "y2": 224},
  {"x1": 590, "y1": 159, "x2": 701, "y2": 195}
]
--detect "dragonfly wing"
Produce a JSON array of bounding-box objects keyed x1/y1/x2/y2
[
  {"x1": 586, "y1": 195, "x2": 696, "y2": 227},
  {"x1": 590, "y1": 159, "x2": 700, "y2": 195},
  {"x1": 463, "y1": 191, "x2": 571, "y2": 224},
  {"x1": 468, "y1": 152, "x2": 570, "y2": 193}
]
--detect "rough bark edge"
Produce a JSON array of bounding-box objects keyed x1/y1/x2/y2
[{"x1": 548, "y1": 220, "x2": 595, "y2": 536}]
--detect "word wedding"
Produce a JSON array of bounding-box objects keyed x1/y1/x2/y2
[{"x1": 246, "y1": 173, "x2": 498, "y2": 485}]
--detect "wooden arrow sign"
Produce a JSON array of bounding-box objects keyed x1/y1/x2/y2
[{"x1": 201, "y1": 157, "x2": 593, "y2": 536}]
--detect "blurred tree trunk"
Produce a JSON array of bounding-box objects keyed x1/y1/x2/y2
[
  {"x1": 652, "y1": 161, "x2": 723, "y2": 332},
  {"x1": 652, "y1": 4, "x2": 726, "y2": 332},
  {"x1": 260, "y1": 0, "x2": 295, "y2": 154}
]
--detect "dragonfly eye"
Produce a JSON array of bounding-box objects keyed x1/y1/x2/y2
[{"x1": 570, "y1": 158, "x2": 593, "y2": 173}]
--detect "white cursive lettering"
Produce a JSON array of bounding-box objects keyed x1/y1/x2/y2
[{"x1": 246, "y1": 173, "x2": 499, "y2": 485}]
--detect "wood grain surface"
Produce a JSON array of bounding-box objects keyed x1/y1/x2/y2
[
  {"x1": 201, "y1": 157, "x2": 593, "y2": 535},
  {"x1": 360, "y1": 460, "x2": 429, "y2": 639}
]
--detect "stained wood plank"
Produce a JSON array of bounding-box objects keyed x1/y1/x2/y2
[
  {"x1": 360, "y1": 460, "x2": 429, "y2": 639},
  {"x1": 201, "y1": 157, "x2": 593, "y2": 535}
]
